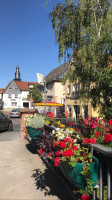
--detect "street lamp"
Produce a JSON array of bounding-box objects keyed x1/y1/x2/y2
[
  {"x1": 28, "y1": 84, "x2": 33, "y2": 108},
  {"x1": 37, "y1": 73, "x2": 47, "y2": 113}
]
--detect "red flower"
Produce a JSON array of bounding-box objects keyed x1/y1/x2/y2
[
  {"x1": 75, "y1": 128, "x2": 80, "y2": 132},
  {"x1": 59, "y1": 141, "x2": 66, "y2": 148},
  {"x1": 39, "y1": 148, "x2": 43, "y2": 155},
  {"x1": 47, "y1": 152, "x2": 51, "y2": 156},
  {"x1": 81, "y1": 194, "x2": 91, "y2": 200},
  {"x1": 53, "y1": 141, "x2": 57, "y2": 147},
  {"x1": 89, "y1": 138, "x2": 96, "y2": 144},
  {"x1": 83, "y1": 138, "x2": 96, "y2": 144},
  {"x1": 72, "y1": 145, "x2": 78, "y2": 150},
  {"x1": 54, "y1": 157, "x2": 61, "y2": 167},
  {"x1": 69, "y1": 122, "x2": 73, "y2": 126},
  {"x1": 103, "y1": 133, "x2": 112, "y2": 143},
  {"x1": 95, "y1": 131, "x2": 101, "y2": 137},
  {"x1": 62, "y1": 149, "x2": 73, "y2": 157},
  {"x1": 109, "y1": 119, "x2": 112, "y2": 125},
  {"x1": 82, "y1": 153, "x2": 86, "y2": 157},
  {"x1": 55, "y1": 151, "x2": 61, "y2": 156},
  {"x1": 83, "y1": 138, "x2": 90, "y2": 144}
]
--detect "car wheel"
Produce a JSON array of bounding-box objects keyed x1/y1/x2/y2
[{"x1": 8, "y1": 122, "x2": 13, "y2": 131}]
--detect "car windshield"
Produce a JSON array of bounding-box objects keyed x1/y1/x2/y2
[{"x1": 11, "y1": 109, "x2": 19, "y2": 112}]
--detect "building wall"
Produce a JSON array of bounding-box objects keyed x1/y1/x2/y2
[
  {"x1": 65, "y1": 80, "x2": 99, "y2": 120},
  {"x1": 54, "y1": 82, "x2": 65, "y2": 104},
  {"x1": 3, "y1": 81, "x2": 30, "y2": 111}
]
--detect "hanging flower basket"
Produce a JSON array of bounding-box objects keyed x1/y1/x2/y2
[{"x1": 59, "y1": 156, "x2": 99, "y2": 189}]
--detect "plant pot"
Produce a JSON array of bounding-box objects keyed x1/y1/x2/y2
[
  {"x1": 59, "y1": 156, "x2": 99, "y2": 189},
  {"x1": 26, "y1": 126, "x2": 43, "y2": 140}
]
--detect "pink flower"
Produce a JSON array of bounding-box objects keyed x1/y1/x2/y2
[
  {"x1": 83, "y1": 119, "x2": 88, "y2": 124},
  {"x1": 91, "y1": 124, "x2": 96, "y2": 129},
  {"x1": 82, "y1": 153, "x2": 86, "y2": 157}
]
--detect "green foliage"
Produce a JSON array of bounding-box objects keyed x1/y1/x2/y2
[
  {"x1": 27, "y1": 84, "x2": 43, "y2": 103},
  {"x1": 49, "y1": 0, "x2": 112, "y2": 119},
  {"x1": 29, "y1": 115, "x2": 45, "y2": 129},
  {"x1": 24, "y1": 115, "x2": 34, "y2": 127}
]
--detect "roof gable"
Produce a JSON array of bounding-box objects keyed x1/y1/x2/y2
[
  {"x1": 4, "y1": 80, "x2": 38, "y2": 93},
  {"x1": 15, "y1": 81, "x2": 38, "y2": 91},
  {"x1": 46, "y1": 61, "x2": 70, "y2": 83}
]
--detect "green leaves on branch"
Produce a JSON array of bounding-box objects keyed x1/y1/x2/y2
[{"x1": 50, "y1": 0, "x2": 112, "y2": 119}]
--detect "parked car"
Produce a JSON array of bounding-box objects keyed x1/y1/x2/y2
[
  {"x1": 9, "y1": 108, "x2": 21, "y2": 118},
  {"x1": 0, "y1": 103, "x2": 2, "y2": 110},
  {"x1": 0, "y1": 111, "x2": 13, "y2": 131}
]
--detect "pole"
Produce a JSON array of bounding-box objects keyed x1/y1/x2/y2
[
  {"x1": 44, "y1": 76, "x2": 46, "y2": 113},
  {"x1": 31, "y1": 89, "x2": 32, "y2": 108}
]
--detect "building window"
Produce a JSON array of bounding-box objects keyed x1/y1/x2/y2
[
  {"x1": 61, "y1": 98, "x2": 65, "y2": 104},
  {"x1": 73, "y1": 105, "x2": 80, "y2": 120},
  {"x1": 8, "y1": 94, "x2": 12, "y2": 98},
  {"x1": 72, "y1": 83, "x2": 80, "y2": 99},
  {"x1": 67, "y1": 105, "x2": 72, "y2": 117},
  {"x1": 82, "y1": 105, "x2": 88, "y2": 118},
  {"x1": 47, "y1": 95, "x2": 53, "y2": 102},
  {"x1": 67, "y1": 85, "x2": 71, "y2": 94},
  {"x1": 15, "y1": 94, "x2": 18, "y2": 98},
  {"x1": 11, "y1": 102, "x2": 17, "y2": 107},
  {"x1": 9, "y1": 87, "x2": 12, "y2": 90}
]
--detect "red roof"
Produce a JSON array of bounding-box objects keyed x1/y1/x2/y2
[
  {"x1": 0, "y1": 88, "x2": 4, "y2": 94},
  {"x1": 15, "y1": 81, "x2": 38, "y2": 91}
]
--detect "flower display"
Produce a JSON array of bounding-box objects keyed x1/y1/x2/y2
[
  {"x1": 81, "y1": 194, "x2": 91, "y2": 200},
  {"x1": 80, "y1": 116, "x2": 112, "y2": 148}
]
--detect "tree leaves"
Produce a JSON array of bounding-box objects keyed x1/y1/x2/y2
[{"x1": 50, "y1": 0, "x2": 112, "y2": 119}]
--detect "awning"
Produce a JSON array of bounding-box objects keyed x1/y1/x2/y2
[{"x1": 35, "y1": 101, "x2": 63, "y2": 106}]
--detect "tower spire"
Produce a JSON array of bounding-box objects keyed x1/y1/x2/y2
[{"x1": 14, "y1": 66, "x2": 21, "y2": 81}]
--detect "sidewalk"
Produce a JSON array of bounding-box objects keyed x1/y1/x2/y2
[{"x1": 0, "y1": 138, "x2": 73, "y2": 200}]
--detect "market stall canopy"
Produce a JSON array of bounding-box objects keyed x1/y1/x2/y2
[{"x1": 35, "y1": 101, "x2": 63, "y2": 106}]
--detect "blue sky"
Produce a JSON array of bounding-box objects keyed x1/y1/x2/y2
[{"x1": 0, "y1": 0, "x2": 67, "y2": 88}]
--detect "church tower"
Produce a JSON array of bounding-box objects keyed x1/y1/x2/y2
[{"x1": 14, "y1": 66, "x2": 21, "y2": 81}]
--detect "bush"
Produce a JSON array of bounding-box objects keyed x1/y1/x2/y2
[{"x1": 29, "y1": 115, "x2": 45, "y2": 129}]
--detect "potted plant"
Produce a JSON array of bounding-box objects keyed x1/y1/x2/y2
[
  {"x1": 25, "y1": 115, "x2": 45, "y2": 140},
  {"x1": 42, "y1": 127, "x2": 99, "y2": 199}
]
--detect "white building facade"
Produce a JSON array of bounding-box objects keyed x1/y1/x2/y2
[{"x1": 3, "y1": 67, "x2": 37, "y2": 111}]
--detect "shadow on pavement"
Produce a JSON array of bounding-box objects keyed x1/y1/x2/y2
[
  {"x1": 32, "y1": 168, "x2": 74, "y2": 200},
  {"x1": 26, "y1": 143, "x2": 37, "y2": 154}
]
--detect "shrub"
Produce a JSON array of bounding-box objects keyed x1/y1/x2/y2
[{"x1": 29, "y1": 115, "x2": 45, "y2": 129}]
